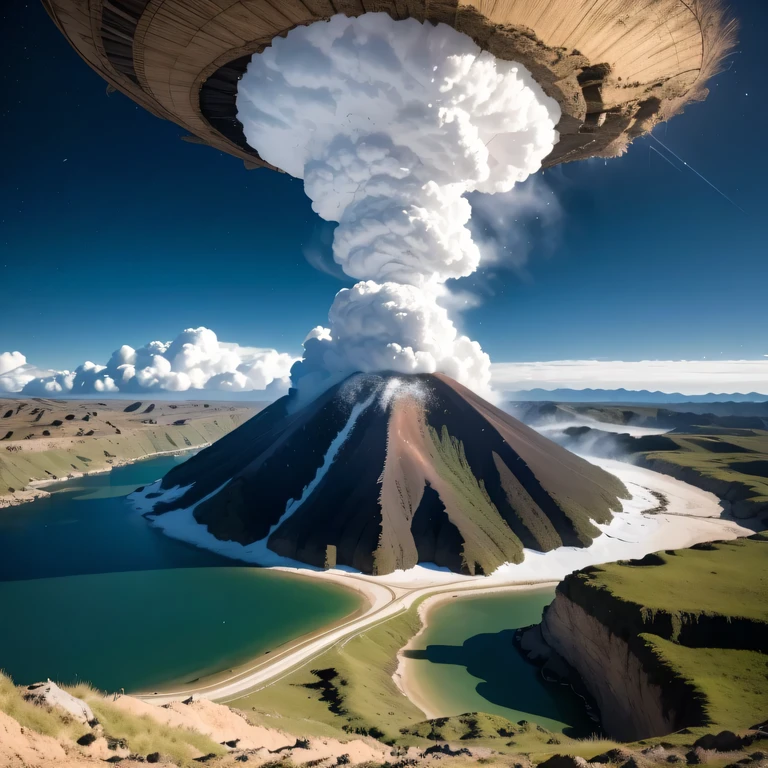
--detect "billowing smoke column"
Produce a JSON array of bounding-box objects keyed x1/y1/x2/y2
[{"x1": 237, "y1": 13, "x2": 560, "y2": 398}]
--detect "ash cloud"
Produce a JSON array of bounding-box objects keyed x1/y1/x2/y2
[{"x1": 237, "y1": 13, "x2": 560, "y2": 398}]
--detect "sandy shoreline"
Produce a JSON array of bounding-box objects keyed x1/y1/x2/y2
[
  {"x1": 131, "y1": 455, "x2": 754, "y2": 706},
  {"x1": 392, "y1": 582, "x2": 558, "y2": 719},
  {"x1": 0, "y1": 445, "x2": 208, "y2": 510}
]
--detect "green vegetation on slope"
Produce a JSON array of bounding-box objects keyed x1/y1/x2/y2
[
  {"x1": 0, "y1": 412, "x2": 250, "y2": 501},
  {"x1": 641, "y1": 635, "x2": 768, "y2": 731},
  {"x1": 232, "y1": 599, "x2": 617, "y2": 758},
  {"x1": 0, "y1": 672, "x2": 87, "y2": 741},
  {"x1": 642, "y1": 430, "x2": 768, "y2": 517},
  {"x1": 587, "y1": 536, "x2": 768, "y2": 622},
  {"x1": 428, "y1": 425, "x2": 524, "y2": 573},
  {"x1": 557, "y1": 534, "x2": 768, "y2": 732},
  {"x1": 0, "y1": 673, "x2": 224, "y2": 766},
  {"x1": 66, "y1": 682, "x2": 225, "y2": 766},
  {"x1": 232, "y1": 603, "x2": 426, "y2": 742}
]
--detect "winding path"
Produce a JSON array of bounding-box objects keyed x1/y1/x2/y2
[{"x1": 138, "y1": 460, "x2": 752, "y2": 706}]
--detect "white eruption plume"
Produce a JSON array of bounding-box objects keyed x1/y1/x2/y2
[{"x1": 237, "y1": 13, "x2": 560, "y2": 397}]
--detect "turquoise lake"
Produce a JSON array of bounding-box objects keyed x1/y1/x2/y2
[
  {"x1": 405, "y1": 588, "x2": 596, "y2": 736},
  {"x1": 0, "y1": 454, "x2": 360, "y2": 693}
]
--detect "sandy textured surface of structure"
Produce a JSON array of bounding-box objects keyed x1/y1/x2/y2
[{"x1": 42, "y1": 0, "x2": 733, "y2": 171}]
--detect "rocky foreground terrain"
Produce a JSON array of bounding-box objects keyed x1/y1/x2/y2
[
  {"x1": 2, "y1": 672, "x2": 767, "y2": 768},
  {"x1": 147, "y1": 373, "x2": 628, "y2": 575},
  {"x1": 0, "y1": 398, "x2": 263, "y2": 506}
]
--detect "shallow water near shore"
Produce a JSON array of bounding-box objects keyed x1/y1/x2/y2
[
  {"x1": 0, "y1": 453, "x2": 361, "y2": 693},
  {"x1": 404, "y1": 588, "x2": 596, "y2": 736}
]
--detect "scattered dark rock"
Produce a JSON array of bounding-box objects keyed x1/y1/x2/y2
[
  {"x1": 51, "y1": 420, "x2": 63, "y2": 427},
  {"x1": 146, "y1": 754, "x2": 161, "y2": 764},
  {"x1": 686, "y1": 749, "x2": 705, "y2": 765},
  {"x1": 77, "y1": 732, "x2": 97, "y2": 746},
  {"x1": 1, "y1": 431, "x2": 12, "y2": 440},
  {"x1": 592, "y1": 750, "x2": 631, "y2": 764},
  {"x1": 2, "y1": 410, "x2": 12, "y2": 419},
  {"x1": 64, "y1": 414, "x2": 75, "y2": 421},
  {"x1": 124, "y1": 402, "x2": 142, "y2": 413},
  {"x1": 83, "y1": 414, "x2": 90, "y2": 421},
  {"x1": 422, "y1": 743, "x2": 472, "y2": 758},
  {"x1": 750, "y1": 752, "x2": 767, "y2": 761},
  {"x1": 695, "y1": 732, "x2": 745, "y2": 752},
  {"x1": 107, "y1": 737, "x2": 128, "y2": 751},
  {"x1": 667, "y1": 756, "x2": 683, "y2": 764},
  {"x1": 42, "y1": 430, "x2": 50, "y2": 436},
  {"x1": 540, "y1": 756, "x2": 593, "y2": 768}
]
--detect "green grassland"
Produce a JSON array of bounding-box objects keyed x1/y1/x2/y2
[
  {"x1": 640, "y1": 636, "x2": 768, "y2": 731},
  {"x1": 230, "y1": 602, "x2": 426, "y2": 742},
  {"x1": 0, "y1": 673, "x2": 225, "y2": 767},
  {"x1": 0, "y1": 412, "x2": 248, "y2": 500},
  {"x1": 428, "y1": 424, "x2": 524, "y2": 573},
  {"x1": 643, "y1": 430, "x2": 768, "y2": 512},
  {"x1": 231, "y1": 597, "x2": 621, "y2": 758},
  {"x1": 585, "y1": 535, "x2": 768, "y2": 622},
  {"x1": 67, "y1": 682, "x2": 226, "y2": 766},
  {"x1": 560, "y1": 534, "x2": 768, "y2": 733}
]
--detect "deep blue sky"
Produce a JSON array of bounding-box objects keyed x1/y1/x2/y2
[{"x1": 1, "y1": 1, "x2": 766, "y2": 371}]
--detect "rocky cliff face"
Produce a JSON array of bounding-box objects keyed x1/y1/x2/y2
[
  {"x1": 539, "y1": 594, "x2": 675, "y2": 741},
  {"x1": 521, "y1": 535, "x2": 768, "y2": 741}
]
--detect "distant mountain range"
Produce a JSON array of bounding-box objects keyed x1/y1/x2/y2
[{"x1": 504, "y1": 388, "x2": 768, "y2": 404}]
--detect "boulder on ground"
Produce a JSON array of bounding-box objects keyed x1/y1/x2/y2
[
  {"x1": 592, "y1": 750, "x2": 632, "y2": 764},
  {"x1": 24, "y1": 680, "x2": 94, "y2": 724},
  {"x1": 695, "y1": 731, "x2": 745, "y2": 752},
  {"x1": 540, "y1": 755, "x2": 593, "y2": 768}
]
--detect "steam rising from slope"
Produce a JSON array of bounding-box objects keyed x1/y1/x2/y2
[{"x1": 237, "y1": 13, "x2": 559, "y2": 398}]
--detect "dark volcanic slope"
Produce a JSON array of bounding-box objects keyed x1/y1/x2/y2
[{"x1": 153, "y1": 373, "x2": 628, "y2": 575}]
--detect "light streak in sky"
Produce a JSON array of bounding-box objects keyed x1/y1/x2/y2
[{"x1": 649, "y1": 133, "x2": 745, "y2": 213}]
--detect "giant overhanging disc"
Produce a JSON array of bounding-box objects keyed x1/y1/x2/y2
[{"x1": 42, "y1": 0, "x2": 734, "y2": 171}]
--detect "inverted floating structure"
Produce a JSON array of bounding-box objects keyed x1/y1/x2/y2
[{"x1": 42, "y1": 0, "x2": 734, "y2": 170}]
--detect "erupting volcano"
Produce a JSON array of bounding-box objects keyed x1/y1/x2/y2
[{"x1": 140, "y1": 374, "x2": 627, "y2": 576}]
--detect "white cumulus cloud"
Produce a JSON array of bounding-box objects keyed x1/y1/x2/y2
[{"x1": 1, "y1": 328, "x2": 298, "y2": 396}]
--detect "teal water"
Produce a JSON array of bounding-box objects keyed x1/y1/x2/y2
[
  {"x1": 404, "y1": 588, "x2": 595, "y2": 737},
  {"x1": 0, "y1": 454, "x2": 360, "y2": 693}
]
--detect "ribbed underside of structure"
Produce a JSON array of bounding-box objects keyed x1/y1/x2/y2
[{"x1": 42, "y1": 0, "x2": 731, "y2": 170}]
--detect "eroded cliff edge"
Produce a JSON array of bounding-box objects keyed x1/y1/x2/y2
[{"x1": 520, "y1": 534, "x2": 768, "y2": 741}]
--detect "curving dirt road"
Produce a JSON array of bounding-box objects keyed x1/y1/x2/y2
[{"x1": 138, "y1": 460, "x2": 752, "y2": 706}]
